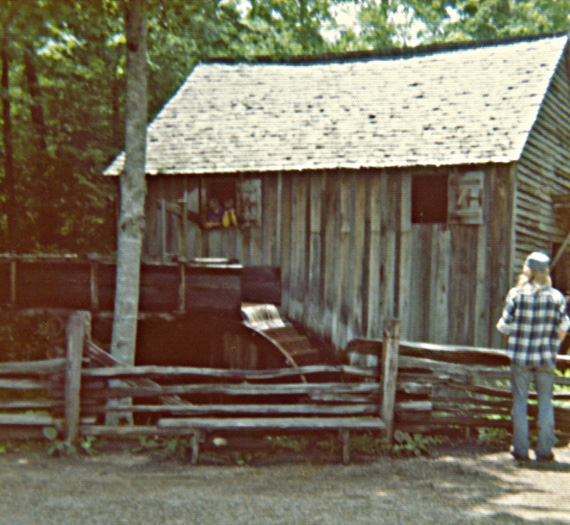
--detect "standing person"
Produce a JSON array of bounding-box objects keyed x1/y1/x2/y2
[
  {"x1": 497, "y1": 252, "x2": 570, "y2": 462},
  {"x1": 204, "y1": 197, "x2": 223, "y2": 229},
  {"x1": 222, "y1": 197, "x2": 238, "y2": 228}
]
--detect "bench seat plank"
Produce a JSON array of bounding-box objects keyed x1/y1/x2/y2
[
  {"x1": 158, "y1": 416, "x2": 385, "y2": 431},
  {"x1": 115, "y1": 403, "x2": 379, "y2": 415}
]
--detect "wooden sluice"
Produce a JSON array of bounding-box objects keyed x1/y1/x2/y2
[
  {"x1": 0, "y1": 254, "x2": 334, "y2": 371},
  {"x1": 240, "y1": 304, "x2": 321, "y2": 368},
  {"x1": 0, "y1": 254, "x2": 280, "y2": 316}
]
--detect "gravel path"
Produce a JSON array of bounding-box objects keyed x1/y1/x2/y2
[{"x1": 1, "y1": 445, "x2": 569, "y2": 524}]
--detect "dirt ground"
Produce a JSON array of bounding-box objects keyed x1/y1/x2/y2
[{"x1": 1, "y1": 440, "x2": 570, "y2": 525}]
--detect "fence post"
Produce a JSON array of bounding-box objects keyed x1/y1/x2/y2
[
  {"x1": 64, "y1": 311, "x2": 90, "y2": 444},
  {"x1": 381, "y1": 318, "x2": 400, "y2": 443}
]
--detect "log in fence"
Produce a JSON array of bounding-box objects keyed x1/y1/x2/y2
[
  {"x1": 346, "y1": 338, "x2": 570, "y2": 435},
  {"x1": 2, "y1": 311, "x2": 570, "y2": 458}
]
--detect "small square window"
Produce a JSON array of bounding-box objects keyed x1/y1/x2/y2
[{"x1": 412, "y1": 174, "x2": 448, "y2": 224}]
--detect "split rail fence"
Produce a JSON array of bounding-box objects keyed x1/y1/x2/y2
[
  {"x1": 346, "y1": 338, "x2": 570, "y2": 436},
  {"x1": 2, "y1": 311, "x2": 570, "y2": 459}
]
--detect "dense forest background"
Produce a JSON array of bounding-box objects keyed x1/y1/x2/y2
[{"x1": 2, "y1": 0, "x2": 570, "y2": 255}]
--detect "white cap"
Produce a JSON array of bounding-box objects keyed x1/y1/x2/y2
[{"x1": 525, "y1": 252, "x2": 550, "y2": 270}]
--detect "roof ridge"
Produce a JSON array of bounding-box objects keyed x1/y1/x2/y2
[{"x1": 207, "y1": 31, "x2": 568, "y2": 66}]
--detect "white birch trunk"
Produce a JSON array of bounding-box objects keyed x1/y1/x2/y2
[{"x1": 108, "y1": 0, "x2": 147, "y2": 425}]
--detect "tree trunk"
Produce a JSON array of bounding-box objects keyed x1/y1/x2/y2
[
  {"x1": 23, "y1": 44, "x2": 48, "y2": 155},
  {"x1": 1, "y1": 37, "x2": 17, "y2": 252},
  {"x1": 108, "y1": 0, "x2": 147, "y2": 426}
]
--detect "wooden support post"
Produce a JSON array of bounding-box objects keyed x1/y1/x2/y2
[
  {"x1": 160, "y1": 199, "x2": 167, "y2": 264},
  {"x1": 191, "y1": 430, "x2": 203, "y2": 465},
  {"x1": 64, "y1": 311, "x2": 90, "y2": 444},
  {"x1": 90, "y1": 260, "x2": 99, "y2": 312},
  {"x1": 182, "y1": 193, "x2": 188, "y2": 259},
  {"x1": 340, "y1": 428, "x2": 350, "y2": 465},
  {"x1": 381, "y1": 319, "x2": 400, "y2": 443},
  {"x1": 177, "y1": 263, "x2": 186, "y2": 313},
  {"x1": 9, "y1": 259, "x2": 16, "y2": 307}
]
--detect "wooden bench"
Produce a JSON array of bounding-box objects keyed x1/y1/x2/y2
[{"x1": 157, "y1": 321, "x2": 401, "y2": 464}]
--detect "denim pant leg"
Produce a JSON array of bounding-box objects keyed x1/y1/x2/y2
[
  {"x1": 511, "y1": 365, "x2": 531, "y2": 456},
  {"x1": 534, "y1": 367, "x2": 555, "y2": 457}
]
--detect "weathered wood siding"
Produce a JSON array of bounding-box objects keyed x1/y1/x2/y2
[
  {"x1": 143, "y1": 167, "x2": 515, "y2": 349},
  {"x1": 514, "y1": 50, "x2": 570, "y2": 275}
]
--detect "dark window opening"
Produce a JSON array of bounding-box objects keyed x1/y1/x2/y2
[
  {"x1": 202, "y1": 180, "x2": 238, "y2": 229},
  {"x1": 412, "y1": 174, "x2": 448, "y2": 224}
]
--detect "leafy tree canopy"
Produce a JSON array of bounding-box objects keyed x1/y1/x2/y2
[{"x1": 0, "y1": 0, "x2": 569, "y2": 255}]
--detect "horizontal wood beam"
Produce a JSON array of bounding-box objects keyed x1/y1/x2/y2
[{"x1": 158, "y1": 416, "x2": 385, "y2": 431}]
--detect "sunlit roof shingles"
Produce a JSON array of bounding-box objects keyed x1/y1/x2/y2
[{"x1": 103, "y1": 35, "x2": 568, "y2": 175}]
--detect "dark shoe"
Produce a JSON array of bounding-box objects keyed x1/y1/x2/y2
[
  {"x1": 536, "y1": 453, "x2": 556, "y2": 462},
  {"x1": 511, "y1": 451, "x2": 530, "y2": 462}
]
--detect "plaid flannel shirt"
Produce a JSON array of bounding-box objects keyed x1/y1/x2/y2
[{"x1": 497, "y1": 283, "x2": 570, "y2": 367}]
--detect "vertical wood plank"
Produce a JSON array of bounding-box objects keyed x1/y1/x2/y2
[
  {"x1": 449, "y1": 224, "x2": 479, "y2": 344},
  {"x1": 408, "y1": 225, "x2": 428, "y2": 341},
  {"x1": 177, "y1": 263, "x2": 185, "y2": 313},
  {"x1": 184, "y1": 179, "x2": 202, "y2": 259},
  {"x1": 429, "y1": 225, "x2": 451, "y2": 344},
  {"x1": 336, "y1": 172, "x2": 355, "y2": 349},
  {"x1": 10, "y1": 259, "x2": 16, "y2": 307},
  {"x1": 250, "y1": 177, "x2": 265, "y2": 265},
  {"x1": 90, "y1": 260, "x2": 99, "y2": 312},
  {"x1": 351, "y1": 172, "x2": 367, "y2": 341},
  {"x1": 323, "y1": 174, "x2": 339, "y2": 342},
  {"x1": 208, "y1": 229, "x2": 223, "y2": 258},
  {"x1": 290, "y1": 174, "x2": 308, "y2": 321},
  {"x1": 381, "y1": 318, "x2": 400, "y2": 443},
  {"x1": 307, "y1": 173, "x2": 325, "y2": 332},
  {"x1": 397, "y1": 172, "x2": 412, "y2": 340},
  {"x1": 264, "y1": 175, "x2": 279, "y2": 266},
  {"x1": 367, "y1": 174, "x2": 383, "y2": 339},
  {"x1": 240, "y1": 226, "x2": 250, "y2": 265},
  {"x1": 160, "y1": 199, "x2": 167, "y2": 264},
  {"x1": 144, "y1": 178, "x2": 159, "y2": 259},
  {"x1": 475, "y1": 168, "x2": 493, "y2": 346},
  {"x1": 181, "y1": 191, "x2": 188, "y2": 259},
  {"x1": 65, "y1": 311, "x2": 90, "y2": 444},
  {"x1": 488, "y1": 163, "x2": 516, "y2": 346},
  {"x1": 474, "y1": 205, "x2": 489, "y2": 346},
  {"x1": 280, "y1": 174, "x2": 292, "y2": 315},
  {"x1": 380, "y1": 172, "x2": 396, "y2": 323}
]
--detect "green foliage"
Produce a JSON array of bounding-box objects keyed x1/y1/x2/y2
[
  {"x1": 227, "y1": 450, "x2": 268, "y2": 465},
  {"x1": 42, "y1": 426, "x2": 96, "y2": 457},
  {"x1": 554, "y1": 368, "x2": 570, "y2": 410},
  {"x1": 390, "y1": 430, "x2": 448, "y2": 457},
  {"x1": 477, "y1": 427, "x2": 510, "y2": 446},
  {"x1": 349, "y1": 431, "x2": 390, "y2": 455},
  {"x1": 1, "y1": 0, "x2": 568, "y2": 257},
  {"x1": 131, "y1": 435, "x2": 194, "y2": 459},
  {"x1": 269, "y1": 431, "x2": 447, "y2": 458},
  {"x1": 0, "y1": 313, "x2": 64, "y2": 362},
  {"x1": 443, "y1": 0, "x2": 570, "y2": 41},
  {"x1": 0, "y1": 440, "x2": 17, "y2": 454},
  {"x1": 267, "y1": 434, "x2": 308, "y2": 452}
]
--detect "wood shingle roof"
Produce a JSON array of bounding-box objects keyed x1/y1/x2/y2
[{"x1": 105, "y1": 34, "x2": 569, "y2": 176}]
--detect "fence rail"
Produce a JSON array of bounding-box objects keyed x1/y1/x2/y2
[
  {"x1": 2, "y1": 311, "x2": 570, "y2": 446},
  {"x1": 347, "y1": 338, "x2": 570, "y2": 435}
]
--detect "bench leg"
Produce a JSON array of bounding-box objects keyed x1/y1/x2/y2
[
  {"x1": 339, "y1": 429, "x2": 350, "y2": 465},
  {"x1": 191, "y1": 430, "x2": 203, "y2": 465}
]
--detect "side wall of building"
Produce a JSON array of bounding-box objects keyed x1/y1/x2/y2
[
  {"x1": 143, "y1": 165, "x2": 515, "y2": 350},
  {"x1": 515, "y1": 49, "x2": 570, "y2": 277}
]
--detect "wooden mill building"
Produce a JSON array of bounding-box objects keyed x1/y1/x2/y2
[{"x1": 105, "y1": 33, "x2": 570, "y2": 350}]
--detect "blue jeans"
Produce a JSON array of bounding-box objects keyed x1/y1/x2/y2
[{"x1": 511, "y1": 365, "x2": 555, "y2": 458}]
